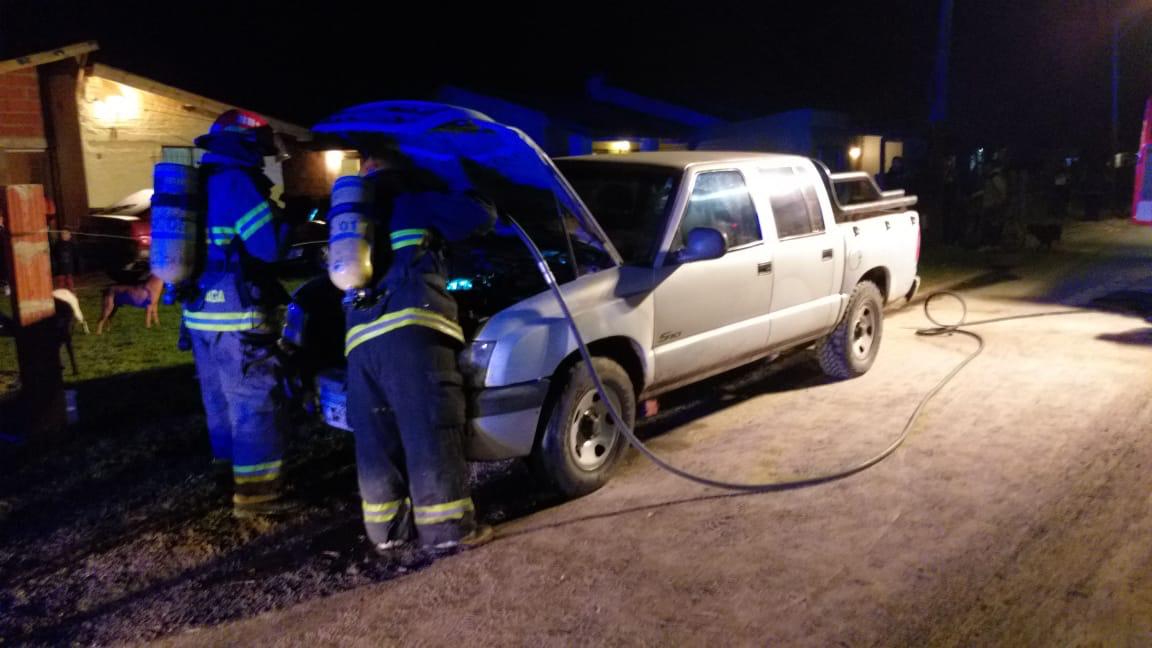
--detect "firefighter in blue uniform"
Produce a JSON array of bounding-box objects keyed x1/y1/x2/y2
[
  {"x1": 344, "y1": 145, "x2": 496, "y2": 552},
  {"x1": 185, "y1": 109, "x2": 292, "y2": 517}
]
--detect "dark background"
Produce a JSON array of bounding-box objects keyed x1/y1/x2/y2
[{"x1": 1, "y1": 0, "x2": 1150, "y2": 152}]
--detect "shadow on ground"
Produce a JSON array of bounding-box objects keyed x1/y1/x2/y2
[
  {"x1": 0, "y1": 347, "x2": 828, "y2": 645},
  {"x1": 8, "y1": 229, "x2": 1151, "y2": 645}
]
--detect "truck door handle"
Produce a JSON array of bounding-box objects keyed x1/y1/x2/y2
[
  {"x1": 821, "y1": 248, "x2": 834, "y2": 260},
  {"x1": 757, "y1": 261, "x2": 772, "y2": 274}
]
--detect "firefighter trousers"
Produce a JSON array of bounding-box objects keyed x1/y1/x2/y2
[
  {"x1": 346, "y1": 325, "x2": 476, "y2": 547},
  {"x1": 191, "y1": 329, "x2": 288, "y2": 506}
]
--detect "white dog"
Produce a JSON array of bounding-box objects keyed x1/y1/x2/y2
[{"x1": 52, "y1": 288, "x2": 89, "y2": 335}]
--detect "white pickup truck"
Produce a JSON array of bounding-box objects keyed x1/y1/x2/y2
[{"x1": 303, "y1": 112, "x2": 920, "y2": 499}]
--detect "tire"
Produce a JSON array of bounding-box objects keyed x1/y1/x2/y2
[
  {"x1": 531, "y1": 357, "x2": 636, "y2": 498},
  {"x1": 817, "y1": 280, "x2": 884, "y2": 380}
]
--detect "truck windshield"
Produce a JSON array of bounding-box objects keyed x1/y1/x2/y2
[{"x1": 555, "y1": 161, "x2": 679, "y2": 265}]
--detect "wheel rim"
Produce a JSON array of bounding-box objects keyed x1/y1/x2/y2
[
  {"x1": 567, "y1": 388, "x2": 622, "y2": 472},
  {"x1": 851, "y1": 302, "x2": 878, "y2": 360}
]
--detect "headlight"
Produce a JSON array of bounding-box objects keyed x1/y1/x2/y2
[{"x1": 459, "y1": 340, "x2": 496, "y2": 387}]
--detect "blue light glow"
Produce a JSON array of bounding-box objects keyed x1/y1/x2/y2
[{"x1": 446, "y1": 277, "x2": 474, "y2": 291}]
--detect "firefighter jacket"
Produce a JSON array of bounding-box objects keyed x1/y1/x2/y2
[
  {"x1": 183, "y1": 151, "x2": 288, "y2": 334},
  {"x1": 344, "y1": 169, "x2": 496, "y2": 356}
]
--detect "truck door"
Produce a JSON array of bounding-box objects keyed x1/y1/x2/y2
[
  {"x1": 761, "y1": 164, "x2": 843, "y2": 347},
  {"x1": 651, "y1": 169, "x2": 774, "y2": 387}
]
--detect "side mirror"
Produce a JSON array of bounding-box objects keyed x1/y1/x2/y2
[{"x1": 674, "y1": 227, "x2": 727, "y2": 263}]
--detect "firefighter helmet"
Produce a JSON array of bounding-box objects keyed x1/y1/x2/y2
[
  {"x1": 199, "y1": 109, "x2": 278, "y2": 156},
  {"x1": 210, "y1": 109, "x2": 270, "y2": 136}
]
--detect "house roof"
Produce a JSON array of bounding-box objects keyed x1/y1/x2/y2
[
  {"x1": 89, "y1": 64, "x2": 311, "y2": 140},
  {"x1": 0, "y1": 41, "x2": 100, "y2": 74},
  {"x1": 1, "y1": 43, "x2": 310, "y2": 141}
]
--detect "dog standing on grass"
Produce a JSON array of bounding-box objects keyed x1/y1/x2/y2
[
  {"x1": 0, "y1": 288, "x2": 85, "y2": 375},
  {"x1": 52, "y1": 288, "x2": 89, "y2": 334},
  {"x1": 96, "y1": 274, "x2": 164, "y2": 335}
]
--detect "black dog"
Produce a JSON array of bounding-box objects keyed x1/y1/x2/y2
[{"x1": 0, "y1": 298, "x2": 79, "y2": 376}]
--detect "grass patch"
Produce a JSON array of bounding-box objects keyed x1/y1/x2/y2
[
  {"x1": 0, "y1": 274, "x2": 312, "y2": 392},
  {"x1": 0, "y1": 275, "x2": 190, "y2": 387}
]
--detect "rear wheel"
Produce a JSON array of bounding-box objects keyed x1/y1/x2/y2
[
  {"x1": 531, "y1": 357, "x2": 635, "y2": 498},
  {"x1": 817, "y1": 280, "x2": 884, "y2": 379}
]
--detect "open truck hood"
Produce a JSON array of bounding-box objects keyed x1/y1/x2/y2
[{"x1": 312, "y1": 101, "x2": 620, "y2": 265}]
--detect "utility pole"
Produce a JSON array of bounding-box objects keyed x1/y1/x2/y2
[
  {"x1": 1112, "y1": 17, "x2": 1120, "y2": 156},
  {"x1": 2, "y1": 184, "x2": 67, "y2": 450},
  {"x1": 930, "y1": 0, "x2": 955, "y2": 125},
  {"x1": 925, "y1": 0, "x2": 956, "y2": 247}
]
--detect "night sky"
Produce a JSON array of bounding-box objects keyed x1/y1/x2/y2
[{"x1": 1, "y1": 0, "x2": 1150, "y2": 153}]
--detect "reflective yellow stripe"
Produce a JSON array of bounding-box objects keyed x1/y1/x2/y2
[
  {"x1": 390, "y1": 228, "x2": 430, "y2": 251},
  {"x1": 183, "y1": 310, "x2": 265, "y2": 332},
  {"x1": 344, "y1": 308, "x2": 463, "y2": 341},
  {"x1": 363, "y1": 498, "x2": 406, "y2": 524},
  {"x1": 235, "y1": 202, "x2": 271, "y2": 232},
  {"x1": 413, "y1": 498, "x2": 474, "y2": 525},
  {"x1": 234, "y1": 493, "x2": 279, "y2": 505},
  {"x1": 235, "y1": 472, "x2": 280, "y2": 484},
  {"x1": 239, "y1": 213, "x2": 273, "y2": 241},
  {"x1": 210, "y1": 226, "x2": 235, "y2": 247},
  {"x1": 414, "y1": 511, "x2": 471, "y2": 525},
  {"x1": 345, "y1": 314, "x2": 461, "y2": 350},
  {"x1": 362, "y1": 499, "x2": 404, "y2": 513},
  {"x1": 234, "y1": 460, "x2": 282, "y2": 474},
  {"x1": 344, "y1": 308, "x2": 464, "y2": 355},
  {"x1": 185, "y1": 322, "x2": 261, "y2": 332},
  {"x1": 391, "y1": 228, "x2": 430, "y2": 239},
  {"x1": 414, "y1": 498, "x2": 474, "y2": 514},
  {"x1": 183, "y1": 312, "x2": 264, "y2": 321}
]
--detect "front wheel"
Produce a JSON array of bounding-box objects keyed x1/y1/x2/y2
[
  {"x1": 816, "y1": 280, "x2": 884, "y2": 380},
  {"x1": 531, "y1": 357, "x2": 636, "y2": 498}
]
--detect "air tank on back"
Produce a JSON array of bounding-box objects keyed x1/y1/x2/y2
[{"x1": 327, "y1": 175, "x2": 375, "y2": 292}]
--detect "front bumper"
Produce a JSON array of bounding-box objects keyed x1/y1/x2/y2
[
  {"x1": 466, "y1": 379, "x2": 551, "y2": 460},
  {"x1": 314, "y1": 368, "x2": 549, "y2": 461}
]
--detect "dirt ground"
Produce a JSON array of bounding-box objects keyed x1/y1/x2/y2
[{"x1": 4, "y1": 220, "x2": 1152, "y2": 646}]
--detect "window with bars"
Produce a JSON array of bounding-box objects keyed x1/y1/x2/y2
[{"x1": 160, "y1": 146, "x2": 205, "y2": 166}]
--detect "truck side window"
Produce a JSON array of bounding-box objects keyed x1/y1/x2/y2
[
  {"x1": 762, "y1": 167, "x2": 825, "y2": 238},
  {"x1": 679, "y1": 171, "x2": 761, "y2": 250}
]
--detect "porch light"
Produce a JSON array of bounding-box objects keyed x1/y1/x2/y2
[
  {"x1": 324, "y1": 150, "x2": 345, "y2": 173},
  {"x1": 607, "y1": 140, "x2": 632, "y2": 154},
  {"x1": 91, "y1": 88, "x2": 141, "y2": 124}
]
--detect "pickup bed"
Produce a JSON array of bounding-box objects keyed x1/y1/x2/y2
[{"x1": 307, "y1": 140, "x2": 920, "y2": 499}]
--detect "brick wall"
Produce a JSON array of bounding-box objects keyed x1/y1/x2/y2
[{"x1": 0, "y1": 68, "x2": 45, "y2": 140}]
